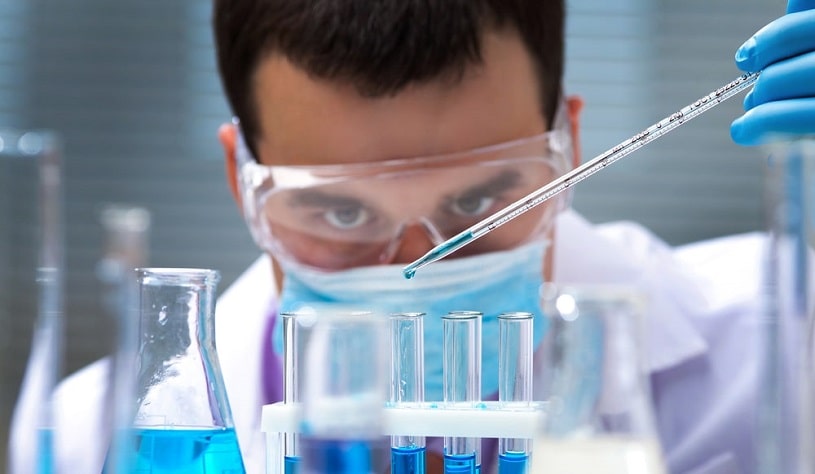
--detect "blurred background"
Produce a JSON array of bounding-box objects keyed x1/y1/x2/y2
[{"x1": 0, "y1": 0, "x2": 777, "y2": 467}]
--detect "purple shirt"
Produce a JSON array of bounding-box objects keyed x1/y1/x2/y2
[{"x1": 262, "y1": 308, "x2": 284, "y2": 405}]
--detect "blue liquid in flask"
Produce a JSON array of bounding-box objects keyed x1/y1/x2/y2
[
  {"x1": 391, "y1": 445, "x2": 425, "y2": 474},
  {"x1": 498, "y1": 451, "x2": 528, "y2": 474},
  {"x1": 131, "y1": 427, "x2": 245, "y2": 473}
]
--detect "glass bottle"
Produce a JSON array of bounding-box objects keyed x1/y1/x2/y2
[{"x1": 121, "y1": 268, "x2": 245, "y2": 473}]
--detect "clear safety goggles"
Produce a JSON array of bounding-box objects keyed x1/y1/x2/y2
[{"x1": 236, "y1": 108, "x2": 573, "y2": 272}]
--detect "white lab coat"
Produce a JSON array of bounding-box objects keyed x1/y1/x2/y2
[{"x1": 13, "y1": 209, "x2": 785, "y2": 473}]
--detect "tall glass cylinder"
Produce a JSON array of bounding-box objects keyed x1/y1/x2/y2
[
  {"x1": 497, "y1": 312, "x2": 533, "y2": 474},
  {"x1": 443, "y1": 311, "x2": 482, "y2": 474},
  {"x1": 124, "y1": 268, "x2": 245, "y2": 473},
  {"x1": 98, "y1": 205, "x2": 151, "y2": 474},
  {"x1": 300, "y1": 310, "x2": 388, "y2": 474},
  {"x1": 389, "y1": 312, "x2": 426, "y2": 474},
  {"x1": 3, "y1": 129, "x2": 64, "y2": 474},
  {"x1": 535, "y1": 284, "x2": 667, "y2": 474},
  {"x1": 758, "y1": 139, "x2": 815, "y2": 474}
]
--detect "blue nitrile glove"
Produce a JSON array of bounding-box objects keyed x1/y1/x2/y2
[{"x1": 730, "y1": 0, "x2": 815, "y2": 145}]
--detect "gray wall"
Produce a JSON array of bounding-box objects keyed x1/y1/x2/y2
[
  {"x1": 0, "y1": 0, "x2": 781, "y2": 465},
  {"x1": 566, "y1": 0, "x2": 773, "y2": 238}
]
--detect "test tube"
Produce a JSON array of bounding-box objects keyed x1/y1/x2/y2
[
  {"x1": 443, "y1": 311, "x2": 482, "y2": 474},
  {"x1": 497, "y1": 312, "x2": 533, "y2": 474},
  {"x1": 282, "y1": 312, "x2": 301, "y2": 474},
  {"x1": 390, "y1": 313, "x2": 426, "y2": 474},
  {"x1": 300, "y1": 310, "x2": 388, "y2": 474}
]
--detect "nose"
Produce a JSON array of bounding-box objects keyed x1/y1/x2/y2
[{"x1": 388, "y1": 221, "x2": 440, "y2": 265}]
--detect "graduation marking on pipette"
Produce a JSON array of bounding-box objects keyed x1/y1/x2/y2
[{"x1": 403, "y1": 72, "x2": 760, "y2": 279}]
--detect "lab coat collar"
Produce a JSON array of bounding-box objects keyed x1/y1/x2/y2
[{"x1": 554, "y1": 209, "x2": 709, "y2": 373}]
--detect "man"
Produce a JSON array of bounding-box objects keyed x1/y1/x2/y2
[{"x1": 36, "y1": 1, "x2": 815, "y2": 473}]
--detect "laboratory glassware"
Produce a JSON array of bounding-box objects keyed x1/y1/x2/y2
[
  {"x1": 279, "y1": 309, "x2": 318, "y2": 474},
  {"x1": 2, "y1": 129, "x2": 64, "y2": 474},
  {"x1": 498, "y1": 312, "x2": 533, "y2": 474},
  {"x1": 534, "y1": 284, "x2": 667, "y2": 474},
  {"x1": 281, "y1": 312, "x2": 300, "y2": 474},
  {"x1": 98, "y1": 205, "x2": 151, "y2": 474},
  {"x1": 404, "y1": 72, "x2": 760, "y2": 278},
  {"x1": 390, "y1": 312, "x2": 426, "y2": 474},
  {"x1": 122, "y1": 268, "x2": 245, "y2": 473},
  {"x1": 96, "y1": 204, "x2": 151, "y2": 312},
  {"x1": 443, "y1": 311, "x2": 482, "y2": 474},
  {"x1": 299, "y1": 309, "x2": 388, "y2": 474},
  {"x1": 757, "y1": 139, "x2": 815, "y2": 474}
]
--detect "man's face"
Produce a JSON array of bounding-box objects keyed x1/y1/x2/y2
[{"x1": 223, "y1": 29, "x2": 582, "y2": 285}]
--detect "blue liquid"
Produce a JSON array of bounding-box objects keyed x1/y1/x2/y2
[
  {"x1": 498, "y1": 451, "x2": 528, "y2": 474},
  {"x1": 443, "y1": 453, "x2": 477, "y2": 474},
  {"x1": 285, "y1": 455, "x2": 301, "y2": 474},
  {"x1": 403, "y1": 232, "x2": 473, "y2": 279},
  {"x1": 391, "y1": 445, "x2": 426, "y2": 474},
  {"x1": 302, "y1": 438, "x2": 385, "y2": 474},
  {"x1": 37, "y1": 428, "x2": 54, "y2": 474},
  {"x1": 130, "y1": 427, "x2": 245, "y2": 473}
]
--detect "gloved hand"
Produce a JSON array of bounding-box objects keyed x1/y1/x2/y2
[{"x1": 730, "y1": 0, "x2": 815, "y2": 145}]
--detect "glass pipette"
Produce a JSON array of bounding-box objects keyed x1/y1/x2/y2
[{"x1": 403, "y1": 72, "x2": 760, "y2": 279}]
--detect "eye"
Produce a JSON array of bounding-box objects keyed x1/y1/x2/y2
[
  {"x1": 323, "y1": 205, "x2": 371, "y2": 229},
  {"x1": 449, "y1": 193, "x2": 496, "y2": 217}
]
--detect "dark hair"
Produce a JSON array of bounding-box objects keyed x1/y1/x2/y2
[{"x1": 213, "y1": 0, "x2": 564, "y2": 155}]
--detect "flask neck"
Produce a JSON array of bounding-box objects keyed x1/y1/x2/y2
[{"x1": 134, "y1": 268, "x2": 233, "y2": 429}]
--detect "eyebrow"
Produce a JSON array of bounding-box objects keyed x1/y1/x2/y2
[{"x1": 452, "y1": 169, "x2": 522, "y2": 200}]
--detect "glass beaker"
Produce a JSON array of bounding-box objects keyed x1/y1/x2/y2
[
  {"x1": 123, "y1": 268, "x2": 245, "y2": 473},
  {"x1": 533, "y1": 284, "x2": 667, "y2": 474},
  {"x1": 299, "y1": 309, "x2": 389, "y2": 474}
]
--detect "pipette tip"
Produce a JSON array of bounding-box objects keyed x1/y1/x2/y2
[
  {"x1": 402, "y1": 264, "x2": 419, "y2": 280},
  {"x1": 402, "y1": 232, "x2": 474, "y2": 279},
  {"x1": 402, "y1": 246, "x2": 444, "y2": 280},
  {"x1": 402, "y1": 245, "x2": 447, "y2": 279}
]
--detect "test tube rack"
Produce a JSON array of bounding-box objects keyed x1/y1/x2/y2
[{"x1": 261, "y1": 400, "x2": 545, "y2": 473}]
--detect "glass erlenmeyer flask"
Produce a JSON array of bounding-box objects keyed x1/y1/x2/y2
[
  {"x1": 532, "y1": 284, "x2": 667, "y2": 474},
  {"x1": 124, "y1": 268, "x2": 245, "y2": 473}
]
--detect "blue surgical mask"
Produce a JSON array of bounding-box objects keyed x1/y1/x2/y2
[{"x1": 277, "y1": 241, "x2": 549, "y2": 402}]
